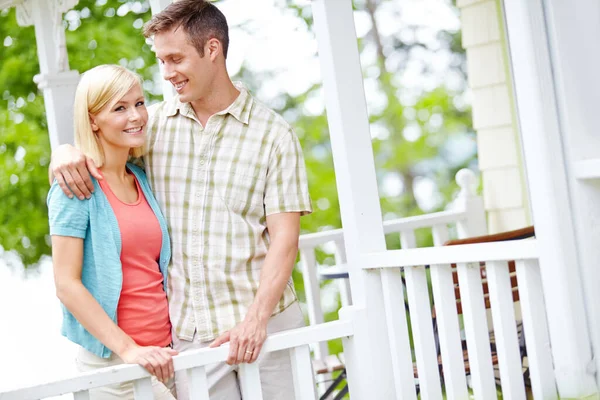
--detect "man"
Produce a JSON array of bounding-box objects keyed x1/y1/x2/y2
[{"x1": 51, "y1": 1, "x2": 312, "y2": 398}]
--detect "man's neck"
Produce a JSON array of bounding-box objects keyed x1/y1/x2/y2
[{"x1": 190, "y1": 78, "x2": 240, "y2": 127}]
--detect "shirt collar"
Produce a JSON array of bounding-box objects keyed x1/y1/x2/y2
[
  {"x1": 225, "y1": 82, "x2": 253, "y2": 124},
  {"x1": 164, "y1": 81, "x2": 253, "y2": 125}
]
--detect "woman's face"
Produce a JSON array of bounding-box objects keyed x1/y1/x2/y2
[{"x1": 91, "y1": 83, "x2": 148, "y2": 153}]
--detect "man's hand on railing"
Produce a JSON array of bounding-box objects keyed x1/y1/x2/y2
[
  {"x1": 209, "y1": 314, "x2": 268, "y2": 365},
  {"x1": 50, "y1": 144, "x2": 102, "y2": 200},
  {"x1": 120, "y1": 344, "x2": 179, "y2": 384}
]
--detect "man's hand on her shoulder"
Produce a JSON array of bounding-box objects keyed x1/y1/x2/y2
[{"x1": 51, "y1": 144, "x2": 102, "y2": 200}]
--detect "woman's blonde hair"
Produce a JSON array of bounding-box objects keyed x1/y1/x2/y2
[{"x1": 73, "y1": 65, "x2": 145, "y2": 167}]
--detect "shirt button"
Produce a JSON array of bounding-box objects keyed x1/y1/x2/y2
[
  {"x1": 196, "y1": 192, "x2": 201, "y2": 198},
  {"x1": 199, "y1": 159, "x2": 205, "y2": 165}
]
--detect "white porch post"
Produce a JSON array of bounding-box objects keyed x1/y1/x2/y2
[
  {"x1": 542, "y1": 0, "x2": 600, "y2": 392},
  {"x1": 453, "y1": 169, "x2": 487, "y2": 238},
  {"x1": 311, "y1": 1, "x2": 394, "y2": 399},
  {"x1": 15, "y1": 0, "x2": 79, "y2": 149},
  {"x1": 502, "y1": 0, "x2": 597, "y2": 397},
  {"x1": 148, "y1": 0, "x2": 176, "y2": 102}
]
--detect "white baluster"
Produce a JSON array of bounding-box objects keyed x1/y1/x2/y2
[
  {"x1": 431, "y1": 225, "x2": 449, "y2": 248},
  {"x1": 456, "y1": 262, "x2": 496, "y2": 398},
  {"x1": 334, "y1": 239, "x2": 352, "y2": 307},
  {"x1": 380, "y1": 268, "x2": 418, "y2": 400},
  {"x1": 291, "y1": 345, "x2": 318, "y2": 400},
  {"x1": 299, "y1": 247, "x2": 328, "y2": 360},
  {"x1": 239, "y1": 363, "x2": 263, "y2": 400},
  {"x1": 401, "y1": 231, "x2": 443, "y2": 399},
  {"x1": 133, "y1": 377, "x2": 153, "y2": 399},
  {"x1": 515, "y1": 259, "x2": 557, "y2": 398},
  {"x1": 430, "y1": 225, "x2": 469, "y2": 400},
  {"x1": 73, "y1": 390, "x2": 90, "y2": 400},
  {"x1": 486, "y1": 261, "x2": 526, "y2": 398},
  {"x1": 186, "y1": 366, "x2": 210, "y2": 400}
]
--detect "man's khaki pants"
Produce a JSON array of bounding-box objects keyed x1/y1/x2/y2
[{"x1": 173, "y1": 302, "x2": 307, "y2": 400}]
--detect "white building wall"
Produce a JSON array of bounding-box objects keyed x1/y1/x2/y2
[{"x1": 458, "y1": 0, "x2": 531, "y2": 233}]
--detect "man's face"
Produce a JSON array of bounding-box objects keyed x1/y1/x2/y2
[{"x1": 154, "y1": 27, "x2": 214, "y2": 104}]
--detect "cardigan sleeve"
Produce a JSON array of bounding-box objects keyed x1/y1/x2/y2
[{"x1": 47, "y1": 182, "x2": 90, "y2": 239}]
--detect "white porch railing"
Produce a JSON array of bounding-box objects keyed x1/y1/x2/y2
[
  {"x1": 0, "y1": 167, "x2": 559, "y2": 398},
  {"x1": 298, "y1": 168, "x2": 485, "y2": 362},
  {"x1": 365, "y1": 235, "x2": 556, "y2": 399},
  {"x1": 298, "y1": 168, "x2": 558, "y2": 399},
  {"x1": 0, "y1": 321, "x2": 353, "y2": 400}
]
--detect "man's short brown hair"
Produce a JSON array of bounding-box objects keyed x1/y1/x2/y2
[{"x1": 143, "y1": 0, "x2": 229, "y2": 59}]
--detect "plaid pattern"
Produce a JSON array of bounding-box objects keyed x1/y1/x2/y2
[{"x1": 143, "y1": 83, "x2": 312, "y2": 342}]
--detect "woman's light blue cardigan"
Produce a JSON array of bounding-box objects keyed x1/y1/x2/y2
[{"x1": 47, "y1": 163, "x2": 171, "y2": 358}]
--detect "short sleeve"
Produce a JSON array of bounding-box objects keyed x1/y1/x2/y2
[
  {"x1": 264, "y1": 130, "x2": 312, "y2": 216},
  {"x1": 47, "y1": 183, "x2": 90, "y2": 239},
  {"x1": 145, "y1": 101, "x2": 164, "y2": 153}
]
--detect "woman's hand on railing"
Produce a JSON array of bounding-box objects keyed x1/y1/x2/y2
[{"x1": 119, "y1": 344, "x2": 179, "y2": 384}]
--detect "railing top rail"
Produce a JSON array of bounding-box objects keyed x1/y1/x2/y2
[
  {"x1": 299, "y1": 209, "x2": 467, "y2": 249},
  {"x1": 0, "y1": 320, "x2": 353, "y2": 400},
  {"x1": 361, "y1": 239, "x2": 538, "y2": 268},
  {"x1": 382, "y1": 209, "x2": 468, "y2": 233}
]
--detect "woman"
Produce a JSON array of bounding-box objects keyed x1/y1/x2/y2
[{"x1": 47, "y1": 65, "x2": 177, "y2": 399}]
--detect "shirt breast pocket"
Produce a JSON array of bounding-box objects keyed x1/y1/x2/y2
[{"x1": 214, "y1": 167, "x2": 266, "y2": 216}]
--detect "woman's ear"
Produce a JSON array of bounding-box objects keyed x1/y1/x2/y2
[{"x1": 89, "y1": 113, "x2": 99, "y2": 133}]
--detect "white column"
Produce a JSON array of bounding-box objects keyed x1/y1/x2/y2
[
  {"x1": 311, "y1": 0, "x2": 394, "y2": 398},
  {"x1": 149, "y1": 0, "x2": 176, "y2": 102},
  {"x1": 33, "y1": 72, "x2": 79, "y2": 150},
  {"x1": 17, "y1": 0, "x2": 80, "y2": 149},
  {"x1": 502, "y1": 0, "x2": 598, "y2": 396},
  {"x1": 542, "y1": 0, "x2": 600, "y2": 392}
]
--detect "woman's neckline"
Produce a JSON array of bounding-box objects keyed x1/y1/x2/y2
[{"x1": 98, "y1": 167, "x2": 142, "y2": 206}]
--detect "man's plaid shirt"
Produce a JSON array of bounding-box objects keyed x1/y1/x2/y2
[{"x1": 144, "y1": 83, "x2": 312, "y2": 342}]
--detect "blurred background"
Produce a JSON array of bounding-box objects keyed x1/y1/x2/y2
[{"x1": 0, "y1": 0, "x2": 476, "y2": 392}]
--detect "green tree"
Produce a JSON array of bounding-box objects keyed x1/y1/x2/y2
[
  {"x1": 1, "y1": 7, "x2": 52, "y2": 266},
  {"x1": 270, "y1": 0, "x2": 474, "y2": 250},
  {"x1": 0, "y1": 0, "x2": 475, "y2": 273},
  {"x1": 0, "y1": 1, "x2": 158, "y2": 265},
  {"x1": 239, "y1": 1, "x2": 476, "y2": 357}
]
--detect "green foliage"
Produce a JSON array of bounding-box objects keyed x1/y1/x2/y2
[
  {"x1": 0, "y1": 98, "x2": 50, "y2": 265},
  {"x1": 0, "y1": 1, "x2": 476, "y2": 289},
  {"x1": 0, "y1": 1, "x2": 158, "y2": 264},
  {"x1": 268, "y1": 0, "x2": 476, "y2": 355}
]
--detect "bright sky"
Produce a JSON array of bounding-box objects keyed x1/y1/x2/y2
[
  {"x1": 221, "y1": 0, "x2": 461, "y2": 101},
  {"x1": 0, "y1": 0, "x2": 461, "y2": 397}
]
